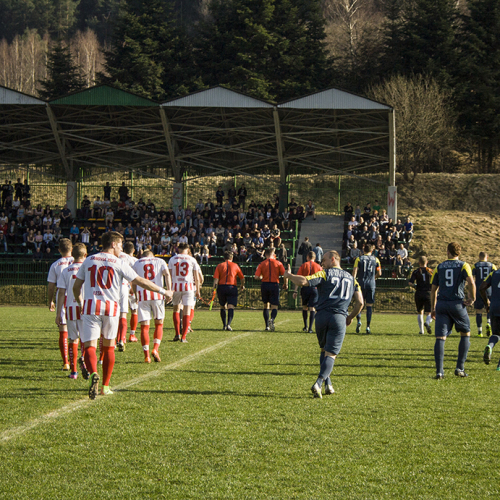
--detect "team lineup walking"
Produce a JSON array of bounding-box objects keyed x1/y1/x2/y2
[{"x1": 47, "y1": 228, "x2": 491, "y2": 399}]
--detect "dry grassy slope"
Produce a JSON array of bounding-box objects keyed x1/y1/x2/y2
[
  {"x1": 407, "y1": 211, "x2": 500, "y2": 268},
  {"x1": 395, "y1": 174, "x2": 500, "y2": 267}
]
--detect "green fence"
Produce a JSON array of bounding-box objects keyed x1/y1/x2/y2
[{"x1": 2, "y1": 166, "x2": 389, "y2": 215}]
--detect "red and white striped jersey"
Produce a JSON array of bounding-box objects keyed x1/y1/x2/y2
[
  {"x1": 168, "y1": 253, "x2": 197, "y2": 291},
  {"x1": 76, "y1": 252, "x2": 138, "y2": 316},
  {"x1": 132, "y1": 256, "x2": 169, "y2": 301},
  {"x1": 57, "y1": 262, "x2": 83, "y2": 321},
  {"x1": 47, "y1": 256, "x2": 74, "y2": 285},
  {"x1": 120, "y1": 252, "x2": 138, "y2": 286}
]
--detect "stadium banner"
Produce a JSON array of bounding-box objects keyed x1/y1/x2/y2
[
  {"x1": 173, "y1": 182, "x2": 183, "y2": 209},
  {"x1": 66, "y1": 181, "x2": 77, "y2": 216},
  {"x1": 387, "y1": 186, "x2": 397, "y2": 221}
]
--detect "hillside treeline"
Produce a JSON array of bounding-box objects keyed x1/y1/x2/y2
[{"x1": 0, "y1": 0, "x2": 499, "y2": 174}]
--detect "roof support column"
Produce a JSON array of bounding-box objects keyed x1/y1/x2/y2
[
  {"x1": 46, "y1": 104, "x2": 72, "y2": 180},
  {"x1": 388, "y1": 110, "x2": 397, "y2": 221},
  {"x1": 160, "y1": 106, "x2": 183, "y2": 208},
  {"x1": 273, "y1": 107, "x2": 288, "y2": 212}
]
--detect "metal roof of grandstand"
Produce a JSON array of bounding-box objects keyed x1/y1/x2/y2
[
  {"x1": 49, "y1": 84, "x2": 158, "y2": 106},
  {"x1": 278, "y1": 87, "x2": 391, "y2": 110},
  {"x1": 163, "y1": 86, "x2": 273, "y2": 108},
  {"x1": 0, "y1": 84, "x2": 393, "y2": 183},
  {"x1": 0, "y1": 85, "x2": 45, "y2": 105}
]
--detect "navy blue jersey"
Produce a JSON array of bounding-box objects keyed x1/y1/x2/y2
[
  {"x1": 472, "y1": 261, "x2": 496, "y2": 295},
  {"x1": 483, "y1": 270, "x2": 500, "y2": 316},
  {"x1": 431, "y1": 259, "x2": 472, "y2": 302},
  {"x1": 353, "y1": 255, "x2": 381, "y2": 288},
  {"x1": 307, "y1": 267, "x2": 359, "y2": 315}
]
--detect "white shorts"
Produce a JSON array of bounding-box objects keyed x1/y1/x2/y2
[
  {"x1": 138, "y1": 300, "x2": 165, "y2": 323},
  {"x1": 172, "y1": 291, "x2": 196, "y2": 307},
  {"x1": 80, "y1": 314, "x2": 119, "y2": 343},
  {"x1": 120, "y1": 285, "x2": 129, "y2": 314},
  {"x1": 67, "y1": 319, "x2": 82, "y2": 341},
  {"x1": 129, "y1": 292, "x2": 138, "y2": 311},
  {"x1": 56, "y1": 293, "x2": 67, "y2": 326}
]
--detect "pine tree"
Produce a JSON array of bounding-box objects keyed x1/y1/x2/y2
[
  {"x1": 195, "y1": 0, "x2": 276, "y2": 100},
  {"x1": 454, "y1": 0, "x2": 500, "y2": 172},
  {"x1": 102, "y1": 0, "x2": 200, "y2": 100},
  {"x1": 268, "y1": 0, "x2": 333, "y2": 100},
  {"x1": 38, "y1": 39, "x2": 86, "y2": 99},
  {"x1": 397, "y1": 0, "x2": 458, "y2": 87}
]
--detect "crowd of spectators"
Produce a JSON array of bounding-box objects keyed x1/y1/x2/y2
[
  {"x1": 342, "y1": 201, "x2": 413, "y2": 275},
  {"x1": 1, "y1": 179, "x2": 306, "y2": 266}
]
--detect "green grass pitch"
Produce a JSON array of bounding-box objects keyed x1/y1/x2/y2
[{"x1": 0, "y1": 307, "x2": 499, "y2": 499}]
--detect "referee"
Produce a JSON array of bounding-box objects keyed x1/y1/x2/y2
[
  {"x1": 213, "y1": 251, "x2": 245, "y2": 331},
  {"x1": 408, "y1": 256, "x2": 433, "y2": 334},
  {"x1": 255, "y1": 247, "x2": 287, "y2": 331}
]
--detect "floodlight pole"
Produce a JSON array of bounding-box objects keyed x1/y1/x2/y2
[
  {"x1": 273, "y1": 107, "x2": 288, "y2": 213},
  {"x1": 388, "y1": 110, "x2": 397, "y2": 222}
]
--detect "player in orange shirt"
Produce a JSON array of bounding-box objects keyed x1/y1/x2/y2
[
  {"x1": 294, "y1": 251, "x2": 322, "y2": 333},
  {"x1": 213, "y1": 251, "x2": 245, "y2": 331},
  {"x1": 254, "y1": 247, "x2": 287, "y2": 331}
]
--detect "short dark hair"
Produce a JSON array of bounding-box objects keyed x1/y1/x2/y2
[
  {"x1": 224, "y1": 251, "x2": 234, "y2": 261},
  {"x1": 448, "y1": 242, "x2": 461, "y2": 257},
  {"x1": 59, "y1": 238, "x2": 72, "y2": 254},
  {"x1": 124, "y1": 242, "x2": 135, "y2": 255},
  {"x1": 102, "y1": 231, "x2": 123, "y2": 250},
  {"x1": 265, "y1": 247, "x2": 275, "y2": 257}
]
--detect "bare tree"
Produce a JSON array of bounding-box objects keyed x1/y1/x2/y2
[
  {"x1": 368, "y1": 74, "x2": 455, "y2": 180},
  {"x1": 71, "y1": 29, "x2": 105, "y2": 87}
]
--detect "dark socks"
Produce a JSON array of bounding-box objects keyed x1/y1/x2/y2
[
  {"x1": 271, "y1": 309, "x2": 278, "y2": 320},
  {"x1": 309, "y1": 311, "x2": 316, "y2": 331},
  {"x1": 263, "y1": 309, "x2": 269, "y2": 326},
  {"x1": 476, "y1": 313, "x2": 482, "y2": 328},
  {"x1": 366, "y1": 306, "x2": 372, "y2": 327},
  {"x1": 302, "y1": 310, "x2": 308, "y2": 328},
  {"x1": 434, "y1": 338, "x2": 445, "y2": 375},
  {"x1": 457, "y1": 336, "x2": 470, "y2": 371},
  {"x1": 317, "y1": 356, "x2": 335, "y2": 386},
  {"x1": 220, "y1": 309, "x2": 226, "y2": 327},
  {"x1": 227, "y1": 308, "x2": 234, "y2": 326},
  {"x1": 356, "y1": 313, "x2": 361, "y2": 322},
  {"x1": 320, "y1": 351, "x2": 331, "y2": 386},
  {"x1": 488, "y1": 335, "x2": 499, "y2": 348}
]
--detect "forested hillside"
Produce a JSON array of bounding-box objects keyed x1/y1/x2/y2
[{"x1": 0, "y1": 0, "x2": 499, "y2": 173}]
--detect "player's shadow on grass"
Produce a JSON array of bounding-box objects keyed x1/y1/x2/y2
[
  {"x1": 119, "y1": 388, "x2": 304, "y2": 399},
  {"x1": 174, "y1": 369, "x2": 303, "y2": 376}
]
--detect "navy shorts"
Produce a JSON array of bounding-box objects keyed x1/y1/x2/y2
[
  {"x1": 261, "y1": 282, "x2": 280, "y2": 306},
  {"x1": 415, "y1": 292, "x2": 431, "y2": 313},
  {"x1": 301, "y1": 286, "x2": 318, "y2": 308},
  {"x1": 217, "y1": 285, "x2": 238, "y2": 307},
  {"x1": 474, "y1": 293, "x2": 490, "y2": 310},
  {"x1": 361, "y1": 284, "x2": 376, "y2": 304},
  {"x1": 314, "y1": 311, "x2": 347, "y2": 355},
  {"x1": 435, "y1": 301, "x2": 471, "y2": 336}
]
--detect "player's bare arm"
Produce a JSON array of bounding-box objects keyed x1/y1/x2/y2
[
  {"x1": 240, "y1": 277, "x2": 245, "y2": 291},
  {"x1": 284, "y1": 270, "x2": 309, "y2": 288},
  {"x1": 352, "y1": 267, "x2": 358, "y2": 279},
  {"x1": 376, "y1": 268, "x2": 382, "y2": 279},
  {"x1": 346, "y1": 290, "x2": 364, "y2": 326},
  {"x1": 163, "y1": 268, "x2": 172, "y2": 291},
  {"x1": 430, "y1": 284, "x2": 438, "y2": 320},
  {"x1": 73, "y1": 277, "x2": 85, "y2": 308},
  {"x1": 193, "y1": 270, "x2": 201, "y2": 299},
  {"x1": 479, "y1": 281, "x2": 490, "y2": 312},
  {"x1": 464, "y1": 275, "x2": 476, "y2": 307},
  {"x1": 55, "y1": 288, "x2": 66, "y2": 326},
  {"x1": 47, "y1": 282, "x2": 57, "y2": 311},
  {"x1": 132, "y1": 276, "x2": 173, "y2": 300}
]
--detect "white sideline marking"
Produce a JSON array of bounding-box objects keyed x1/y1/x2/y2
[{"x1": 1, "y1": 320, "x2": 289, "y2": 444}]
